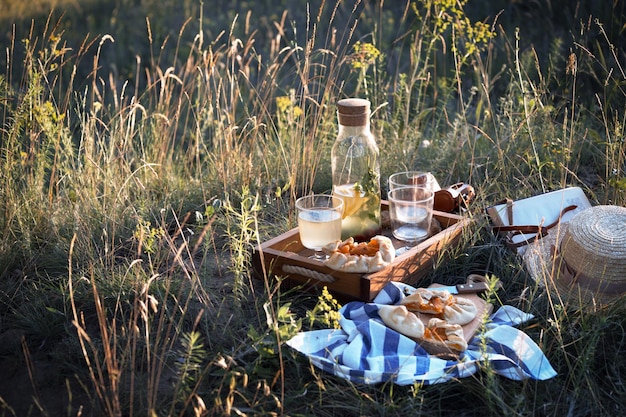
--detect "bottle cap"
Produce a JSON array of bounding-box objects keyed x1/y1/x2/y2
[{"x1": 337, "y1": 98, "x2": 370, "y2": 126}]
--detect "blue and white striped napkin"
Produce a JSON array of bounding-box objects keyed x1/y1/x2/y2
[{"x1": 286, "y1": 281, "x2": 557, "y2": 385}]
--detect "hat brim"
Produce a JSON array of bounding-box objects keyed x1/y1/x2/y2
[{"x1": 522, "y1": 222, "x2": 624, "y2": 308}]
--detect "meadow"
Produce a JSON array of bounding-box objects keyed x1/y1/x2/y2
[{"x1": 1, "y1": 0, "x2": 625, "y2": 415}]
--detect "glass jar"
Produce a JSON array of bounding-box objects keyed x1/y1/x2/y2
[{"x1": 331, "y1": 98, "x2": 381, "y2": 240}]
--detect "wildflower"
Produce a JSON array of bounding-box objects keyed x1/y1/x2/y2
[
  {"x1": 350, "y1": 42, "x2": 381, "y2": 70},
  {"x1": 307, "y1": 286, "x2": 343, "y2": 329}
]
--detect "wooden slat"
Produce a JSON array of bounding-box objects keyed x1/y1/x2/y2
[{"x1": 252, "y1": 202, "x2": 472, "y2": 301}]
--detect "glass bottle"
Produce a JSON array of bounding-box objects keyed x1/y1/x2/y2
[{"x1": 331, "y1": 98, "x2": 381, "y2": 241}]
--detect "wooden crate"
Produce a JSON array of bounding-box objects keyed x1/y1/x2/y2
[{"x1": 252, "y1": 202, "x2": 472, "y2": 301}]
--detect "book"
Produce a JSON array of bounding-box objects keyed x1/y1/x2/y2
[{"x1": 486, "y1": 187, "x2": 591, "y2": 254}]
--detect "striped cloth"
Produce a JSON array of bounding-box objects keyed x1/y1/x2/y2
[{"x1": 286, "y1": 282, "x2": 557, "y2": 385}]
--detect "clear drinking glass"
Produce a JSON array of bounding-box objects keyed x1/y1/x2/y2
[
  {"x1": 296, "y1": 194, "x2": 344, "y2": 259},
  {"x1": 388, "y1": 171, "x2": 439, "y2": 192},
  {"x1": 387, "y1": 186, "x2": 434, "y2": 249}
]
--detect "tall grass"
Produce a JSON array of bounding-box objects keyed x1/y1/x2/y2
[{"x1": 0, "y1": 0, "x2": 625, "y2": 416}]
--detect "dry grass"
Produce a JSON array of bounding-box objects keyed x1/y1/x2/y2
[{"x1": 0, "y1": 0, "x2": 625, "y2": 416}]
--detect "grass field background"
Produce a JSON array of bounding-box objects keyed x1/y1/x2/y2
[{"x1": 1, "y1": 0, "x2": 625, "y2": 416}]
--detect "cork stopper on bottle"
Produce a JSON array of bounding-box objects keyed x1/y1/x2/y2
[{"x1": 337, "y1": 98, "x2": 370, "y2": 126}]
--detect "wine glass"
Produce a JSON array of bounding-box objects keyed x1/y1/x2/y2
[
  {"x1": 296, "y1": 194, "x2": 344, "y2": 259},
  {"x1": 387, "y1": 186, "x2": 434, "y2": 253}
]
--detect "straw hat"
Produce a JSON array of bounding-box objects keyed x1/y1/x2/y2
[{"x1": 523, "y1": 205, "x2": 626, "y2": 307}]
